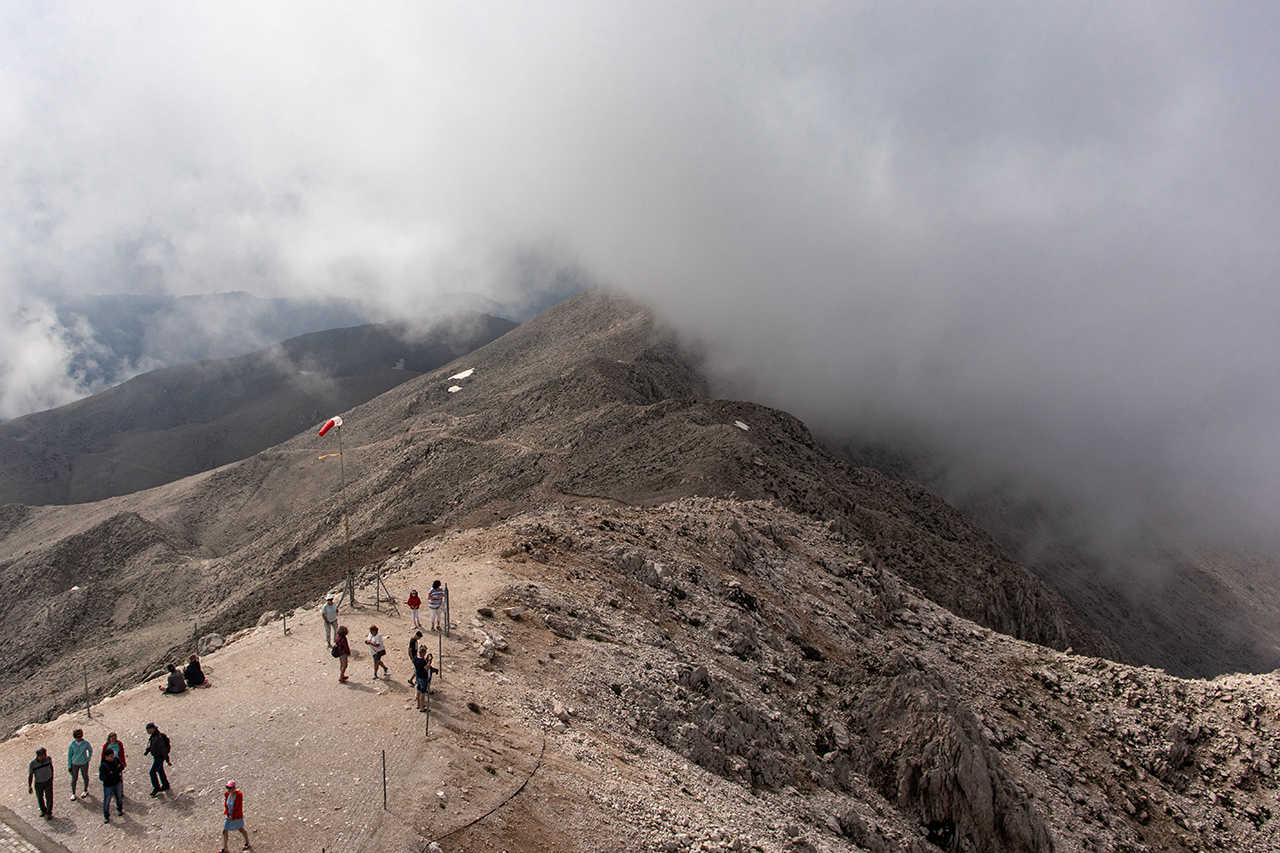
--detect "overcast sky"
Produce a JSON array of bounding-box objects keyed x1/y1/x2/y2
[{"x1": 3, "y1": 2, "x2": 1278, "y2": 548}]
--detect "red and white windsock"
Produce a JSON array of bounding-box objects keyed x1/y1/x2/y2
[{"x1": 317, "y1": 415, "x2": 344, "y2": 437}]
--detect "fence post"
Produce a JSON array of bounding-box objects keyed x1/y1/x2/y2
[
  {"x1": 438, "y1": 631, "x2": 443, "y2": 683},
  {"x1": 83, "y1": 668, "x2": 91, "y2": 719},
  {"x1": 444, "y1": 583, "x2": 451, "y2": 637},
  {"x1": 282, "y1": 613, "x2": 288, "y2": 634},
  {"x1": 381, "y1": 749, "x2": 387, "y2": 811}
]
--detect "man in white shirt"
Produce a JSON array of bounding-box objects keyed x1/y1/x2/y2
[{"x1": 321, "y1": 595, "x2": 339, "y2": 648}]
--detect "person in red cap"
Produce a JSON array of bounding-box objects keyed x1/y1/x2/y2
[{"x1": 220, "y1": 779, "x2": 252, "y2": 852}]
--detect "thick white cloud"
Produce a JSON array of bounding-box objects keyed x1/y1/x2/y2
[{"x1": 2, "y1": 2, "x2": 1278, "y2": 546}]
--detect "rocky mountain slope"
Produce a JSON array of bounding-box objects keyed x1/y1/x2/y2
[
  {"x1": 0, "y1": 314, "x2": 514, "y2": 504},
  {"x1": 1, "y1": 499, "x2": 1275, "y2": 852},
  {"x1": 0, "y1": 292, "x2": 1110, "y2": 740}
]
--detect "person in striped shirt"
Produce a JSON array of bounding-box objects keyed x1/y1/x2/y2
[{"x1": 427, "y1": 580, "x2": 446, "y2": 632}]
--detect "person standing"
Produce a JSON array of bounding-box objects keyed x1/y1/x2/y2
[
  {"x1": 220, "y1": 780, "x2": 252, "y2": 852},
  {"x1": 334, "y1": 625, "x2": 351, "y2": 683},
  {"x1": 427, "y1": 580, "x2": 445, "y2": 632},
  {"x1": 143, "y1": 723, "x2": 171, "y2": 795},
  {"x1": 102, "y1": 732, "x2": 126, "y2": 770},
  {"x1": 27, "y1": 747, "x2": 54, "y2": 819},
  {"x1": 67, "y1": 728, "x2": 92, "y2": 800},
  {"x1": 412, "y1": 649, "x2": 439, "y2": 712},
  {"x1": 321, "y1": 595, "x2": 339, "y2": 648},
  {"x1": 99, "y1": 749, "x2": 124, "y2": 823},
  {"x1": 364, "y1": 625, "x2": 389, "y2": 679},
  {"x1": 406, "y1": 589, "x2": 422, "y2": 629},
  {"x1": 407, "y1": 630, "x2": 423, "y2": 685}
]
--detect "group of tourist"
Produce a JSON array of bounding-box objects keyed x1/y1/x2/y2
[
  {"x1": 325, "y1": 579, "x2": 447, "y2": 712},
  {"x1": 26, "y1": 724, "x2": 251, "y2": 850},
  {"x1": 20, "y1": 576, "x2": 450, "y2": 849}
]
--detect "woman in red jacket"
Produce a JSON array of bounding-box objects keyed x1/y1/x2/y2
[
  {"x1": 406, "y1": 589, "x2": 422, "y2": 629},
  {"x1": 221, "y1": 780, "x2": 252, "y2": 852},
  {"x1": 101, "y1": 733, "x2": 125, "y2": 770}
]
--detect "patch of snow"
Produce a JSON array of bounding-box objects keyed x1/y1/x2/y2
[
  {"x1": 448, "y1": 368, "x2": 475, "y2": 380},
  {"x1": 447, "y1": 385, "x2": 462, "y2": 393},
  {"x1": 734, "y1": 420, "x2": 750, "y2": 431}
]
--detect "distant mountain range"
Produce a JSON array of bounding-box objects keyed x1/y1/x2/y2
[{"x1": 0, "y1": 314, "x2": 514, "y2": 505}]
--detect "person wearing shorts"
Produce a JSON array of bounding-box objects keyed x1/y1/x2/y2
[
  {"x1": 220, "y1": 780, "x2": 252, "y2": 852},
  {"x1": 364, "y1": 626, "x2": 389, "y2": 679},
  {"x1": 427, "y1": 580, "x2": 445, "y2": 631}
]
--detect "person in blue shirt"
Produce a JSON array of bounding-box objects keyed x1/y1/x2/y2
[{"x1": 67, "y1": 729, "x2": 92, "y2": 800}]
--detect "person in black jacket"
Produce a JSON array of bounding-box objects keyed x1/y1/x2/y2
[
  {"x1": 99, "y1": 750, "x2": 124, "y2": 822},
  {"x1": 143, "y1": 723, "x2": 171, "y2": 795},
  {"x1": 184, "y1": 654, "x2": 207, "y2": 688},
  {"x1": 411, "y1": 649, "x2": 439, "y2": 712}
]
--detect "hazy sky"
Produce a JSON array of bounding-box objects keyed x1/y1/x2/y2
[{"x1": 3, "y1": 2, "x2": 1278, "y2": 547}]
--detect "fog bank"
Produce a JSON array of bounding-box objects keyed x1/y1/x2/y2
[{"x1": 3, "y1": 2, "x2": 1278, "y2": 551}]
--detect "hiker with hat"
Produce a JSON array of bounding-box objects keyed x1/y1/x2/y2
[
  {"x1": 26, "y1": 747, "x2": 54, "y2": 819},
  {"x1": 220, "y1": 779, "x2": 252, "y2": 852},
  {"x1": 321, "y1": 594, "x2": 339, "y2": 648}
]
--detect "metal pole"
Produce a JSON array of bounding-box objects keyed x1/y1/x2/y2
[
  {"x1": 193, "y1": 621, "x2": 199, "y2": 651},
  {"x1": 283, "y1": 613, "x2": 288, "y2": 634},
  {"x1": 438, "y1": 632, "x2": 443, "y2": 683},
  {"x1": 338, "y1": 426, "x2": 356, "y2": 606},
  {"x1": 83, "y1": 668, "x2": 91, "y2": 719},
  {"x1": 381, "y1": 750, "x2": 387, "y2": 810},
  {"x1": 444, "y1": 584, "x2": 451, "y2": 637}
]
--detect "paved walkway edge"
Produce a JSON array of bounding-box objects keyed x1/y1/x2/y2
[{"x1": 0, "y1": 806, "x2": 72, "y2": 853}]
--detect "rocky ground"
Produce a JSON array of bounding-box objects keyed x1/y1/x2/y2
[
  {"x1": 0, "y1": 292, "x2": 1112, "y2": 738},
  {"x1": 2, "y1": 498, "x2": 1276, "y2": 852}
]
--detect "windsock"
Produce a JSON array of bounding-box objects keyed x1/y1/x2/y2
[{"x1": 317, "y1": 415, "x2": 344, "y2": 437}]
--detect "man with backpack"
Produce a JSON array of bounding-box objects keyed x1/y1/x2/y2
[{"x1": 143, "y1": 722, "x2": 172, "y2": 796}]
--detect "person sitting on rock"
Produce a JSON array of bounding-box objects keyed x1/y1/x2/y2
[
  {"x1": 158, "y1": 663, "x2": 186, "y2": 694},
  {"x1": 184, "y1": 654, "x2": 209, "y2": 688}
]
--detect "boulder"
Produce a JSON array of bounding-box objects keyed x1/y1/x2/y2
[{"x1": 198, "y1": 633, "x2": 226, "y2": 655}]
